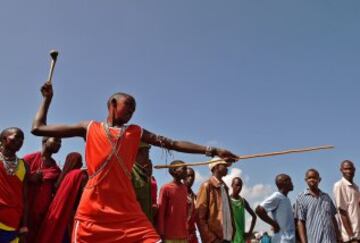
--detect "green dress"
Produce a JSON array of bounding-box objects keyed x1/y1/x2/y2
[
  {"x1": 131, "y1": 162, "x2": 153, "y2": 223},
  {"x1": 231, "y1": 197, "x2": 245, "y2": 243}
]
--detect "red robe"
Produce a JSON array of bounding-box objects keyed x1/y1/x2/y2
[
  {"x1": 37, "y1": 169, "x2": 87, "y2": 243},
  {"x1": 24, "y1": 152, "x2": 61, "y2": 243},
  {"x1": 72, "y1": 121, "x2": 160, "y2": 243},
  {"x1": 0, "y1": 160, "x2": 25, "y2": 229},
  {"x1": 157, "y1": 182, "x2": 188, "y2": 240}
]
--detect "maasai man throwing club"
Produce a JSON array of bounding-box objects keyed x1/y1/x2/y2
[{"x1": 31, "y1": 81, "x2": 237, "y2": 243}]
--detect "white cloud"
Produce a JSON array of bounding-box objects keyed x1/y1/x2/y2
[
  {"x1": 243, "y1": 184, "x2": 273, "y2": 201},
  {"x1": 222, "y1": 168, "x2": 275, "y2": 233},
  {"x1": 223, "y1": 168, "x2": 273, "y2": 200}
]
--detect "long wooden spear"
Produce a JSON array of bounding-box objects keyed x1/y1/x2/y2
[{"x1": 154, "y1": 145, "x2": 334, "y2": 169}]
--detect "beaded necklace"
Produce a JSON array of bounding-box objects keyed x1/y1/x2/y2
[
  {"x1": 103, "y1": 122, "x2": 131, "y2": 178},
  {"x1": 0, "y1": 152, "x2": 19, "y2": 176}
]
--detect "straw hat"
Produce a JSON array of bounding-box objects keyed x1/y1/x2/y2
[{"x1": 208, "y1": 156, "x2": 228, "y2": 171}]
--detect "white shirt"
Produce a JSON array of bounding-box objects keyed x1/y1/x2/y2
[
  {"x1": 333, "y1": 177, "x2": 360, "y2": 242},
  {"x1": 220, "y1": 182, "x2": 233, "y2": 241}
]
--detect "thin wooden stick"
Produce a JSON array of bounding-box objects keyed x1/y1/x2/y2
[{"x1": 154, "y1": 145, "x2": 334, "y2": 169}]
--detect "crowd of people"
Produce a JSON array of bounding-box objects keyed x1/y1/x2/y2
[{"x1": 0, "y1": 80, "x2": 359, "y2": 243}]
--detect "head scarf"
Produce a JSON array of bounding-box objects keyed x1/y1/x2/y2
[{"x1": 54, "y1": 152, "x2": 83, "y2": 190}]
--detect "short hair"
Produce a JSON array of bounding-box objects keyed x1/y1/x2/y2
[
  {"x1": 341, "y1": 160, "x2": 354, "y2": 168},
  {"x1": 305, "y1": 168, "x2": 320, "y2": 178},
  {"x1": 168, "y1": 160, "x2": 185, "y2": 176},
  {"x1": 107, "y1": 92, "x2": 136, "y2": 109},
  {"x1": 232, "y1": 176, "x2": 243, "y2": 186},
  {"x1": 0, "y1": 127, "x2": 24, "y2": 141},
  {"x1": 275, "y1": 174, "x2": 290, "y2": 189}
]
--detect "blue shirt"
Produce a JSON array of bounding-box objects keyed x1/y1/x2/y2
[
  {"x1": 295, "y1": 189, "x2": 337, "y2": 243},
  {"x1": 260, "y1": 192, "x2": 296, "y2": 243},
  {"x1": 260, "y1": 234, "x2": 271, "y2": 243}
]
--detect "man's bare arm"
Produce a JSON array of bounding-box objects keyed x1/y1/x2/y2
[
  {"x1": 31, "y1": 82, "x2": 88, "y2": 139},
  {"x1": 296, "y1": 220, "x2": 307, "y2": 243},
  {"x1": 244, "y1": 199, "x2": 257, "y2": 237},
  {"x1": 255, "y1": 205, "x2": 280, "y2": 233},
  {"x1": 142, "y1": 129, "x2": 238, "y2": 160},
  {"x1": 332, "y1": 216, "x2": 342, "y2": 242},
  {"x1": 339, "y1": 208, "x2": 354, "y2": 239}
]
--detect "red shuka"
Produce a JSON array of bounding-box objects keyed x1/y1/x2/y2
[
  {"x1": 157, "y1": 181, "x2": 189, "y2": 240},
  {"x1": 0, "y1": 161, "x2": 25, "y2": 229},
  {"x1": 72, "y1": 121, "x2": 160, "y2": 243},
  {"x1": 37, "y1": 169, "x2": 86, "y2": 243}
]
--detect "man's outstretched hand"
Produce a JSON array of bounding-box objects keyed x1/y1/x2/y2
[{"x1": 215, "y1": 148, "x2": 239, "y2": 163}]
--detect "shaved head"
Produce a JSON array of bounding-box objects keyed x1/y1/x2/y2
[{"x1": 107, "y1": 92, "x2": 136, "y2": 109}]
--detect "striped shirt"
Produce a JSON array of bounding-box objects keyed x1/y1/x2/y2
[{"x1": 295, "y1": 189, "x2": 337, "y2": 243}]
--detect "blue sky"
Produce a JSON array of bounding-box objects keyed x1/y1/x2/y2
[{"x1": 1, "y1": 1, "x2": 359, "y2": 233}]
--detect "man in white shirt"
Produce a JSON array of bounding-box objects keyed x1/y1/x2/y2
[{"x1": 333, "y1": 160, "x2": 360, "y2": 243}]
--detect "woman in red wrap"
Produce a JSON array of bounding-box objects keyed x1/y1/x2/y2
[
  {"x1": 31, "y1": 81, "x2": 237, "y2": 243},
  {"x1": 37, "y1": 152, "x2": 87, "y2": 243},
  {"x1": 54, "y1": 152, "x2": 83, "y2": 191}
]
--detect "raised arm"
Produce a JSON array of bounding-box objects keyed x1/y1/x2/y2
[
  {"x1": 141, "y1": 129, "x2": 238, "y2": 161},
  {"x1": 31, "y1": 82, "x2": 88, "y2": 139}
]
